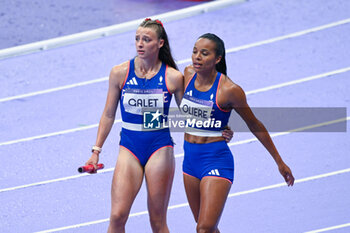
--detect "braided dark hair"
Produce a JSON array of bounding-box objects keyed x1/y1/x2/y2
[
  {"x1": 139, "y1": 18, "x2": 178, "y2": 70},
  {"x1": 198, "y1": 33, "x2": 227, "y2": 75}
]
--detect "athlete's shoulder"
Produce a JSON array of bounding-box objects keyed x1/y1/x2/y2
[
  {"x1": 184, "y1": 65, "x2": 196, "y2": 85},
  {"x1": 218, "y1": 74, "x2": 247, "y2": 109},
  {"x1": 166, "y1": 66, "x2": 184, "y2": 92},
  {"x1": 109, "y1": 61, "x2": 130, "y2": 88},
  {"x1": 184, "y1": 65, "x2": 195, "y2": 78},
  {"x1": 110, "y1": 61, "x2": 129, "y2": 77},
  {"x1": 166, "y1": 66, "x2": 183, "y2": 79},
  {"x1": 220, "y1": 74, "x2": 244, "y2": 94}
]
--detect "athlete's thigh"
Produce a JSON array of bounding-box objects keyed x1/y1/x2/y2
[
  {"x1": 110, "y1": 147, "x2": 144, "y2": 213},
  {"x1": 183, "y1": 173, "x2": 201, "y2": 222},
  {"x1": 144, "y1": 146, "x2": 175, "y2": 213},
  {"x1": 198, "y1": 177, "x2": 232, "y2": 227}
]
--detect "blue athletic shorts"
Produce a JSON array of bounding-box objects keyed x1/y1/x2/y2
[
  {"x1": 183, "y1": 140, "x2": 234, "y2": 183},
  {"x1": 119, "y1": 128, "x2": 174, "y2": 167}
]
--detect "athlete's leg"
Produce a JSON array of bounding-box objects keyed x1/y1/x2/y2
[
  {"x1": 183, "y1": 173, "x2": 201, "y2": 222},
  {"x1": 144, "y1": 146, "x2": 175, "y2": 233},
  {"x1": 196, "y1": 177, "x2": 232, "y2": 233},
  {"x1": 108, "y1": 147, "x2": 144, "y2": 233}
]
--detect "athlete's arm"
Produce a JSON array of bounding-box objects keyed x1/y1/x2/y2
[
  {"x1": 221, "y1": 78, "x2": 294, "y2": 186},
  {"x1": 85, "y1": 62, "x2": 128, "y2": 170},
  {"x1": 166, "y1": 67, "x2": 184, "y2": 107}
]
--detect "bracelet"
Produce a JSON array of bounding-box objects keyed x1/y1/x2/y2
[{"x1": 92, "y1": 145, "x2": 102, "y2": 153}]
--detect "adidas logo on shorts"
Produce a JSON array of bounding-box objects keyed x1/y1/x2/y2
[{"x1": 208, "y1": 169, "x2": 220, "y2": 176}]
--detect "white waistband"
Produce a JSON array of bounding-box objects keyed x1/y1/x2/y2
[{"x1": 122, "y1": 121, "x2": 168, "y2": 131}]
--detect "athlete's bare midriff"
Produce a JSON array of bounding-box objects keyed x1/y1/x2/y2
[{"x1": 184, "y1": 133, "x2": 225, "y2": 144}]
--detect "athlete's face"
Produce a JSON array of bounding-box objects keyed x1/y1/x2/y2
[
  {"x1": 135, "y1": 27, "x2": 164, "y2": 59},
  {"x1": 192, "y1": 38, "x2": 221, "y2": 73}
]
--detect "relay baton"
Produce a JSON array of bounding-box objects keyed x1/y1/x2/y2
[{"x1": 78, "y1": 164, "x2": 104, "y2": 173}]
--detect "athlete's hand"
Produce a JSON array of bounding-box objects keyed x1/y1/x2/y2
[
  {"x1": 222, "y1": 126, "x2": 234, "y2": 143},
  {"x1": 85, "y1": 153, "x2": 99, "y2": 174},
  {"x1": 278, "y1": 162, "x2": 294, "y2": 186}
]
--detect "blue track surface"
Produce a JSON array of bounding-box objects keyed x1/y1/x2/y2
[{"x1": 1, "y1": 0, "x2": 349, "y2": 232}]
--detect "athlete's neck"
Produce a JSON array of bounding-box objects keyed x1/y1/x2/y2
[
  {"x1": 135, "y1": 56, "x2": 162, "y2": 79},
  {"x1": 196, "y1": 69, "x2": 217, "y2": 87}
]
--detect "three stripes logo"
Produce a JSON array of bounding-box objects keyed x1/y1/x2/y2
[
  {"x1": 186, "y1": 90, "x2": 193, "y2": 96},
  {"x1": 208, "y1": 169, "x2": 220, "y2": 176},
  {"x1": 126, "y1": 77, "x2": 138, "y2": 85}
]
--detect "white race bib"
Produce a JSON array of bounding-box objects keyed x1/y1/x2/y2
[
  {"x1": 180, "y1": 94, "x2": 213, "y2": 120},
  {"x1": 123, "y1": 89, "x2": 164, "y2": 115}
]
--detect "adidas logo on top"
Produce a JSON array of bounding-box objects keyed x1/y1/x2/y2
[
  {"x1": 208, "y1": 169, "x2": 220, "y2": 176},
  {"x1": 126, "y1": 77, "x2": 138, "y2": 85},
  {"x1": 186, "y1": 90, "x2": 193, "y2": 96}
]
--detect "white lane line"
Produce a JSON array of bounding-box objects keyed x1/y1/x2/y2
[
  {"x1": 34, "y1": 167, "x2": 350, "y2": 232},
  {"x1": 1, "y1": 117, "x2": 348, "y2": 193},
  {"x1": 304, "y1": 223, "x2": 350, "y2": 233},
  {"x1": 0, "y1": 0, "x2": 246, "y2": 60},
  {"x1": 0, "y1": 119, "x2": 117, "y2": 146},
  {"x1": 0, "y1": 77, "x2": 109, "y2": 103},
  {"x1": 0, "y1": 123, "x2": 98, "y2": 146},
  {"x1": 230, "y1": 167, "x2": 350, "y2": 198},
  {"x1": 245, "y1": 67, "x2": 350, "y2": 95},
  {"x1": 0, "y1": 167, "x2": 115, "y2": 193},
  {"x1": 1, "y1": 66, "x2": 348, "y2": 147},
  {"x1": 227, "y1": 117, "x2": 350, "y2": 147},
  {"x1": 225, "y1": 18, "x2": 350, "y2": 54},
  {"x1": 1, "y1": 17, "x2": 350, "y2": 103}
]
